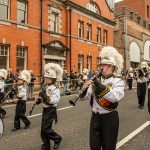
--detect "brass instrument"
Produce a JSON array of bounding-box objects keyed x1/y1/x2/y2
[{"x1": 69, "y1": 70, "x2": 102, "y2": 106}]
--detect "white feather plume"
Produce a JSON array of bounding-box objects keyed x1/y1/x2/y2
[
  {"x1": 83, "y1": 68, "x2": 89, "y2": 74},
  {"x1": 141, "y1": 61, "x2": 148, "y2": 68},
  {"x1": 44, "y1": 63, "x2": 63, "y2": 81},
  {"x1": 20, "y1": 70, "x2": 31, "y2": 83},
  {"x1": 100, "y1": 46, "x2": 124, "y2": 70},
  {"x1": 0, "y1": 69, "x2": 8, "y2": 79},
  {"x1": 129, "y1": 67, "x2": 133, "y2": 72}
]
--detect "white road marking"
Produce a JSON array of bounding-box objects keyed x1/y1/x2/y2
[
  {"x1": 116, "y1": 121, "x2": 150, "y2": 149},
  {"x1": 29, "y1": 106, "x2": 74, "y2": 118}
]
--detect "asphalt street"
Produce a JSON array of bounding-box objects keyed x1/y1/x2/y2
[{"x1": 0, "y1": 82, "x2": 150, "y2": 150}]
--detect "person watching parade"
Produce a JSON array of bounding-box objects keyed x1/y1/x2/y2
[
  {"x1": 11, "y1": 70, "x2": 31, "y2": 131},
  {"x1": 85, "y1": 46, "x2": 125, "y2": 150},
  {"x1": 35, "y1": 63, "x2": 63, "y2": 150},
  {"x1": 0, "y1": 69, "x2": 8, "y2": 118}
]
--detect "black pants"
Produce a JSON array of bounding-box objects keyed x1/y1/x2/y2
[
  {"x1": 14, "y1": 100, "x2": 30, "y2": 128},
  {"x1": 41, "y1": 107, "x2": 61, "y2": 150},
  {"x1": 128, "y1": 79, "x2": 132, "y2": 90},
  {"x1": 90, "y1": 111, "x2": 119, "y2": 150},
  {"x1": 137, "y1": 82, "x2": 146, "y2": 107},
  {"x1": 148, "y1": 89, "x2": 150, "y2": 113}
]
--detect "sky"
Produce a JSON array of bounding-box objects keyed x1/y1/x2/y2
[{"x1": 115, "y1": 0, "x2": 123, "y2": 3}]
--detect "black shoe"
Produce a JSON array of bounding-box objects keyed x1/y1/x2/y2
[
  {"x1": 53, "y1": 138, "x2": 62, "y2": 149},
  {"x1": 24, "y1": 123, "x2": 31, "y2": 129},
  {"x1": 12, "y1": 127, "x2": 20, "y2": 131},
  {"x1": 139, "y1": 106, "x2": 144, "y2": 109}
]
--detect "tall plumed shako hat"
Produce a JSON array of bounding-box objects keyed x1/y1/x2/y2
[
  {"x1": 100, "y1": 46, "x2": 124, "y2": 71},
  {"x1": 129, "y1": 67, "x2": 133, "y2": 72},
  {"x1": 0, "y1": 69, "x2": 8, "y2": 80},
  {"x1": 141, "y1": 61, "x2": 148, "y2": 68},
  {"x1": 83, "y1": 68, "x2": 89, "y2": 74},
  {"x1": 44, "y1": 63, "x2": 63, "y2": 81},
  {"x1": 18, "y1": 70, "x2": 31, "y2": 83}
]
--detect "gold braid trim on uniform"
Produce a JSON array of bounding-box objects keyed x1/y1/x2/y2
[
  {"x1": 99, "y1": 85, "x2": 110, "y2": 98},
  {"x1": 92, "y1": 85, "x2": 117, "y2": 111}
]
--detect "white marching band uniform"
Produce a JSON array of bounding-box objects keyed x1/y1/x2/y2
[
  {"x1": 43, "y1": 84, "x2": 60, "y2": 108},
  {"x1": 86, "y1": 46, "x2": 125, "y2": 150},
  {"x1": 87, "y1": 76, "x2": 124, "y2": 114}
]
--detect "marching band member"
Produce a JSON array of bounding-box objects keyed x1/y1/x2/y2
[
  {"x1": 127, "y1": 67, "x2": 134, "y2": 90},
  {"x1": 86, "y1": 46, "x2": 125, "y2": 150},
  {"x1": 137, "y1": 62, "x2": 149, "y2": 109},
  {"x1": 0, "y1": 69, "x2": 7, "y2": 118},
  {"x1": 148, "y1": 69, "x2": 150, "y2": 114},
  {"x1": 36, "y1": 63, "x2": 63, "y2": 150},
  {"x1": 12, "y1": 70, "x2": 31, "y2": 131}
]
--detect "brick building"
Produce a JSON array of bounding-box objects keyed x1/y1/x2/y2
[
  {"x1": 0, "y1": 0, "x2": 115, "y2": 76},
  {"x1": 114, "y1": 0, "x2": 150, "y2": 70}
]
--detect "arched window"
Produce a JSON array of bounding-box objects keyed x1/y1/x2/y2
[
  {"x1": 144, "y1": 40, "x2": 150, "y2": 61},
  {"x1": 86, "y1": 2, "x2": 100, "y2": 15}
]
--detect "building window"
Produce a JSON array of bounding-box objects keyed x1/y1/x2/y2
[
  {"x1": 97, "y1": 27, "x2": 101, "y2": 43},
  {"x1": 149, "y1": 46, "x2": 150, "y2": 58},
  {"x1": 143, "y1": 21, "x2": 146, "y2": 28},
  {"x1": 97, "y1": 57, "x2": 101, "y2": 69},
  {"x1": 0, "y1": 0, "x2": 9, "y2": 19},
  {"x1": 147, "y1": 5, "x2": 149, "y2": 18},
  {"x1": 130, "y1": 12, "x2": 133, "y2": 20},
  {"x1": 87, "y1": 56, "x2": 92, "y2": 71},
  {"x1": 17, "y1": 1, "x2": 27, "y2": 23},
  {"x1": 0, "y1": 44, "x2": 9, "y2": 69},
  {"x1": 78, "y1": 20, "x2": 84, "y2": 39},
  {"x1": 137, "y1": 17, "x2": 140, "y2": 24},
  {"x1": 78, "y1": 54, "x2": 83, "y2": 74},
  {"x1": 87, "y1": 24, "x2": 92, "y2": 41},
  {"x1": 50, "y1": 11, "x2": 59, "y2": 33},
  {"x1": 86, "y1": 2, "x2": 100, "y2": 14},
  {"x1": 17, "y1": 46, "x2": 27, "y2": 70},
  {"x1": 103, "y1": 30, "x2": 107, "y2": 45}
]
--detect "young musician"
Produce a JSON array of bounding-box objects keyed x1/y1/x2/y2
[
  {"x1": 137, "y1": 62, "x2": 149, "y2": 109},
  {"x1": 36, "y1": 63, "x2": 63, "y2": 150},
  {"x1": 86, "y1": 46, "x2": 125, "y2": 150},
  {"x1": 12, "y1": 70, "x2": 31, "y2": 131},
  {"x1": 0, "y1": 69, "x2": 7, "y2": 118}
]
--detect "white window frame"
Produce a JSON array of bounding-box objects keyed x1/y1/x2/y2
[
  {"x1": 78, "y1": 20, "x2": 83, "y2": 38},
  {"x1": 17, "y1": 0, "x2": 27, "y2": 24},
  {"x1": 78, "y1": 54, "x2": 83, "y2": 74},
  {"x1": 97, "y1": 27, "x2": 101, "y2": 43},
  {"x1": 87, "y1": 24, "x2": 92, "y2": 41},
  {"x1": 103, "y1": 29, "x2": 107, "y2": 45},
  {"x1": 0, "y1": 44, "x2": 9, "y2": 69},
  {"x1": 16, "y1": 46, "x2": 27, "y2": 69},
  {"x1": 0, "y1": 0, "x2": 10, "y2": 20},
  {"x1": 86, "y1": 2, "x2": 100, "y2": 14},
  {"x1": 87, "y1": 56, "x2": 92, "y2": 71},
  {"x1": 50, "y1": 11, "x2": 59, "y2": 33}
]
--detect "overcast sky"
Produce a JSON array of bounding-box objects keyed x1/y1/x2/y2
[{"x1": 115, "y1": 0, "x2": 123, "y2": 3}]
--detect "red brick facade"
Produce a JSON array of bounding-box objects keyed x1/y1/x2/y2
[
  {"x1": 0, "y1": 0, "x2": 115, "y2": 75},
  {"x1": 116, "y1": 0, "x2": 150, "y2": 21}
]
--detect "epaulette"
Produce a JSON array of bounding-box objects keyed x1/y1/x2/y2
[{"x1": 54, "y1": 83, "x2": 59, "y2": 88}]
